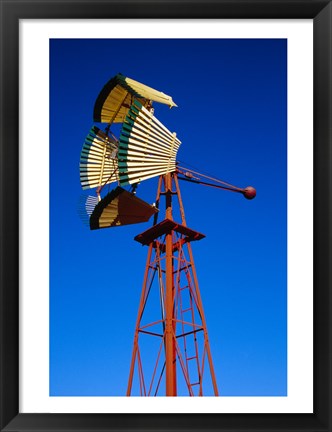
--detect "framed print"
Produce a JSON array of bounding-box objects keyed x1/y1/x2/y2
[{"x1": 1, "y1": 1, "x2": 331, "y2": 431}]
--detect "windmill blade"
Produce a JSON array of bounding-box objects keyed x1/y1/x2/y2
[
  {"x1": 123, "y1": 76, "x2": 177, "y2": 107},
  {"x1": 90, "y1": 186, "x2": 158, "y2": 230},
  {"x1": 79, "y1": 126, "x2": 119, "y2": 190},
  {"x1": 118, "y1": 100, "x2": 181, "y2": 186},
  {"x1": 77, "y1": 194, "x2": 99, "y2": 226},
  {"x1": 93, "y1": 73, "x2": 177, "y2": 124}
]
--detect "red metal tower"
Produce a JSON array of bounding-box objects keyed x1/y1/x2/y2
[{"x1": 127, "y1": 172, "x2": 219, "y2": 396}]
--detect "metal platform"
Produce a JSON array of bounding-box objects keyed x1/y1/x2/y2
[{"x1": 134, "y1": 218, "x2": 205, "y2": 245}]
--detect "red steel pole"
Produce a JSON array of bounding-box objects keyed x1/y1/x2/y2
[{"x1": 165, "y1": 172, "x2": 176, "y2": 396}]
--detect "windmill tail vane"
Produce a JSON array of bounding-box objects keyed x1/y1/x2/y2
[
  {"x1": 78, "y1": 73, "x2": 255, "y2": 396},
  {"x1": 177, "y1": 166, "x2": 256, "y2": 199}
]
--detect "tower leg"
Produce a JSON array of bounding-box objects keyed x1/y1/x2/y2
[
  {"x1": 186, "y1": 242, "x2": 219, "y2": 396},
  {"x1": 126, "y1": 243, "x2": 153, "y2": 396}
]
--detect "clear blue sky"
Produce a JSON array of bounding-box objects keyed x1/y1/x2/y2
[{"x1": 50, "y1": 38, "x2": 287, "y2": 397}]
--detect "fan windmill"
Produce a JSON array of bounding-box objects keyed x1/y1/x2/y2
[{"x1": 79, "y1": 73, "x2": 256, "y2": 396}]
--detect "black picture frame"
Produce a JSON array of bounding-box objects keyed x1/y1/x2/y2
[{"x1": 1, "y1": 1, "x2": 331, "y2": 431}]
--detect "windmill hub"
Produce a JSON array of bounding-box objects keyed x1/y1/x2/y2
[{"x1": 243, "y1": 186, "x2": 256, "y2": 200}]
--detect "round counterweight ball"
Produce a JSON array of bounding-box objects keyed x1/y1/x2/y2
[{"x1": 243, "y1": 186, "x2": 256, "y2": 200}]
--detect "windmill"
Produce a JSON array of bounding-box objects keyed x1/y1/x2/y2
[{"x1": 79, "y1": 73, "x2": 256, "y2": 397}]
